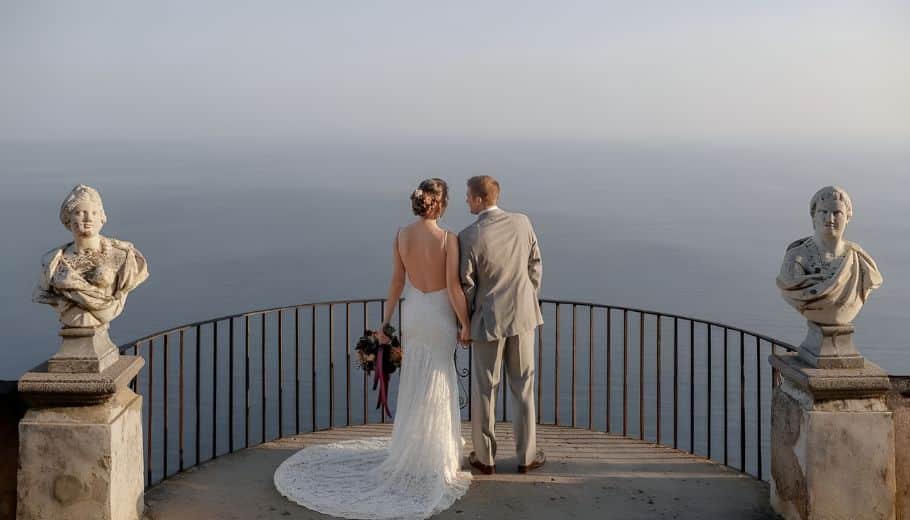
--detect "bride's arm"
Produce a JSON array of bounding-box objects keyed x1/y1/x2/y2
[
  {"x1": 380, "y1": 231, "x2": 406, "y2": 332},
  {"x1": 445, "y1": 233, "x2": 471, "y2": 335}
]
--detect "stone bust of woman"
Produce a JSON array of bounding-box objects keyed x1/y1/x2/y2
[
  {"x1": 34, "y1": 185, "x2": 149, "y2": 329},
  {"x1": 776, "y1": 185, "x2": 882, "y2": 326}
]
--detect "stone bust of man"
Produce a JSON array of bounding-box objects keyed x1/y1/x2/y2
[
  {"x1": 33, "y1": 185, "x2": 149, "y2": 329},
  {"x1": 776, "y1": 185, "x2": 882, "y2": 326}
]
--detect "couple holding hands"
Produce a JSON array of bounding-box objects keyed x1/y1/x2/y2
[{"x1": 274, "y1": 175, "x2": 545, "y2": 519}]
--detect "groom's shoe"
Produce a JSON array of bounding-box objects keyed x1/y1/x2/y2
[
  {"x1": 517, "y1": 450, "x2": 546, "y2": 474},
  {"x1": 468, "y1": 452, "x2": 495, "y2": 475}
]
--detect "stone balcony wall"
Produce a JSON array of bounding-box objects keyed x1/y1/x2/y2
[
  {"x1": 0, "y1": 381, "x2": 25, "y2": 520},
  {"x1": 887, "y1": 376, "x2": 910, "y2": 520}
]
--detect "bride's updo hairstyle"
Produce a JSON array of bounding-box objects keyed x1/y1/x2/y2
[{"x1": 410, "y1": 178, "x2": 448, "y2": 219}]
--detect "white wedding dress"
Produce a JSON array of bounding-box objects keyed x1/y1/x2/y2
[{"x1": 274, "y1": 280, "x2": 472, "y2": 519}]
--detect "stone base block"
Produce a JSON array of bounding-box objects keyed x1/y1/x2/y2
[
  {"x1": 770, "y1": 353, "x2": 895, "y2": 520},
  {"x1": 16, "y1": 388, "x2": 144, "y2": 520}
]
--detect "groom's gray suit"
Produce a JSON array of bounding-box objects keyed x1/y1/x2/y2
[{"x1": 459, "y1": 207, "x2": 543, "y2": 467}]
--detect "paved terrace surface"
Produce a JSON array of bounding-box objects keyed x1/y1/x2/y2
[{"x1": 144, "y1": 423, "x2": 778, "y2": 520}]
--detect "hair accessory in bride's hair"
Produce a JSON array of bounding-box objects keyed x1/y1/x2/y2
[{"x1": 413, "y1": 188, "x2": 424, "y2": 198}]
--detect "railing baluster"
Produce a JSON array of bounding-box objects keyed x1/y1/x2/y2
[
  {"x1": 398, "y1": 298, "x2": 403, "y2": 340},
  {"x1": 295, "y1": 307, "x2": 301, "y2": 434},
  {"x1": 312, "y1": 306, "x2": 317, "y2": 430},
  {"x1": 673, "y1": 317, "x2": 678, "y2": 449},
  {"x1": 622, "y1": 309, "x2": 628, "y2": 437},
  {"x1": 771, "y1": 343, "x2": 780, "y2": 474},
  {"x1": 639, "y1": 312, "x2": 644, "y2": 441},
  {"x1": 771, "y1": 343, "x2": 780, "y2": 388},
  {"x1": 363, "y1": 303, "x2": 368, "y2": 425},
  {"x1": 278, "y1": 310, "x2": 283, "y2": 438},
  {"x1": 606, "y1": 308, "x2": 611, "y2": 433},
  {"x1": 588, "y1": 306, "x2": 594, "y2": 430},
  {"x1": 536, "y1": 320, "x2": 542, "y2": 425},
  {"x1": 690, "y1": 320, "x2": 695, "y2": 454},
  {"x1": 245, "y1": 316, "x2": 250, "y2": 449},
  {"x1": 398, "y1": 300, "x2": 404, "y2": 416},
  {"x1": 195, "y1": 325, "x2": 201, "y2": 464},
  {"x1": 163, "y1": 335, "x2": 168, "y2": 478},
  {"x1": 380, "y1": 300, "x2": 385, "y2": 424},
  {"x1": 179, "y1": 330, "x2": 185, "y2": 472},
  {"x1": 707, "y1": 324, "x2": 712, "y2": 459},
  {"x1": 571, "y1": 304, "x2": 577, "y2": 428},
  {"x1": 147, "y1": 339, "x2": 153, "y2": 486},
  {"x1": 740, "y1": 330, "x2": 746, "y2": 472},
  {"x1": 656, "y1": 315, "x2": 661, "y2": 445},
  {"x1": 346, "y1": 303, "x2": 351, "y2": 427},
  {"x1": 261, "y1": 313, "x2": 266, "y2": 443},
  {"x1": 329, "y1": 305, "x2": 335, "y2": 429},
  {"x1": 724, "y1": 327, "x2": 730, "y2": 466},
  {"x1": 468, "y1": 335, "x2": 473, "y2": 422},
  {"x1": 212, "y1": 321, "x2": 218, "y2": 458},
  {"x1": 756, "y1": 335, "x2": 762, "y2": 479},
  {"x1": 502, "y1": 361, "x2": 508, "y2": 422},
  {"x1": 130, "y1": 344, "x2": 138, "y2": 392},
  {"x1": 554, "y1": 303, "x2": 560, "y2": 425},
  {"x1": 229, "y1": 318, "x2": 234, "y2": 453}
]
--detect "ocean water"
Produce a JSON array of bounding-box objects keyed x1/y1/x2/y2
[{"x1": 1, "y1": 138, "x2": 908, "y2": 381}]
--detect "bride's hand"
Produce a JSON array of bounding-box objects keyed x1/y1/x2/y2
[
  {"x1": 458, "y1": 324, "x2": 472, "y2": 346},
  {"x1": 376, "y1": 326, "x2": 391, "y2": 345}
]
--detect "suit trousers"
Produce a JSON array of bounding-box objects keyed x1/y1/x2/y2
[{"x1": 470, "y1": 331, "x2": 538, "y2": 466}]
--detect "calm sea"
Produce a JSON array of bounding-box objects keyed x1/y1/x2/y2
[{"x1": 2, "y1": 139, "x2": 908, "y2": 381}]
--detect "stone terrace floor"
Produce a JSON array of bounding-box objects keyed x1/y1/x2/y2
[{"x1": 144, "y1": 423, "x2": 778, "y2": 520}]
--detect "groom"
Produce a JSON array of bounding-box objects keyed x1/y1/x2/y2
[{"x1": 458, "y1": 175, "x2": 546, "y2": 474}]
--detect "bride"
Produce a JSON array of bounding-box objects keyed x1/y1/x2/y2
[{"x1": 274, "y1": 178, "x2": 474, "y2": 519}]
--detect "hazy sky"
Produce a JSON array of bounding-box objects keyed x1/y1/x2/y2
[{"x1": 2, "y1": 1, "x2": 908, "y2": 144}]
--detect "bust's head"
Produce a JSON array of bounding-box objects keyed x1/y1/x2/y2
[
  {"x1": 810, "y1": 186, "x2": 852, "y2": 241},
  {"x1": 60, "y1": 185, "x2": 107, "y2": 239}
]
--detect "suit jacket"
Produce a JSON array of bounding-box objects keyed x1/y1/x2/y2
[{"x1": 458, "y1": 208, "x2": 543, "y2": 341}]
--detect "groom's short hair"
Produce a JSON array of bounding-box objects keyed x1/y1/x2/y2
[{"x1": 467, "y1": 176, "x2": 500, "y2": 205}]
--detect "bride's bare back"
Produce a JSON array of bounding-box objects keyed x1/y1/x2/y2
[
  {"x1": 378, "y1": 179, "x2": 470, "y2": 344},
  {"x1": 397, "y1": 223, "x2": 448, "y2": 293},
  {"x1": 380, "y1": 219, "x2": 470, "y2": 344}
]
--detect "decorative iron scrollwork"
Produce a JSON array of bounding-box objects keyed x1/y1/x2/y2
[{"x1": 454, "y1": 343, "x2": 471, "y2": 409}]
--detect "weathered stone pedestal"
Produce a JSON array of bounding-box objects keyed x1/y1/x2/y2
[
  {"x1": 770, "y1": 352, "x2": 895, "y2": 520},
  {"x1": 16, "y1": 328, "x2": 145, "y2": 520},
  {"x1": 799, "y1": 322, "x2": 864, "y2": 369},
  {"x1": 16, "y1": 388, "x2": 144, "y2": 520},
  {"x1": 48, "y1": 326, "x2": 120, "y2": 374}
]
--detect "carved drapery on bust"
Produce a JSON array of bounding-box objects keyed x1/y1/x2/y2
[
  {"x1": 777, "y1": 237, "x2": 882, "y2": 325},
  {"x1": 33, "y1": 185, "x2": 149, "y2": 329},
  {"x1": 35, "y1": 237, "x2": 149, "y2": 328},
  {"x1": 775, "y1": 185, "x2": 882, "y2": 368}
]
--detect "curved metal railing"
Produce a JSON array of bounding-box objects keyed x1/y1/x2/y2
[{"x1": 119, "y1": 297, "x2": 797, "y2": 488}]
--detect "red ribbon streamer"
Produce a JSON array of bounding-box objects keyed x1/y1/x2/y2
[{"x1": 373, "y1": 346, "x2": 393, "y2": 418}]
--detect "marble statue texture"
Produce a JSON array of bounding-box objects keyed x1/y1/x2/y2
[
  {"x1": 776, "y1": 185, "x2": 882, "y2": 326},
  {"x1": 33, "y1": 185, "x2": 149, "y2": 329}
]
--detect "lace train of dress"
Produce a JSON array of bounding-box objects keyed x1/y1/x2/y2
[{"x1": 274, "y1": 283, "x2": 472, "y2": 519}]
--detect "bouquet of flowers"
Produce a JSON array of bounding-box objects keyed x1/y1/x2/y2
[
  {"x1": 355, "y1": 323, "x2": 402, "y2": 374},
  {"x1": 354, "y1": 323, "x2": 402, "y2": 417}
]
